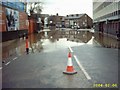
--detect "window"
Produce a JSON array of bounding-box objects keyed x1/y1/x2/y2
[
  {"x1": 112, "y1": 23, "x2": 114, "y2": 29},
  {"x1": 116, "y1": 23, "x2": 118, "y2": 31},
  {"x1": 76, "y1": 14, "x2": 79, "y2": 16},
  {"x1": 116, "y1": 11, "x2": 118, "y2": 15},
  {"x1": 118, "y1": 10, "x2": 120, "y2": 15},
  {"x1": 114, "y1": 12, "x2": 116, "y2": 16}
]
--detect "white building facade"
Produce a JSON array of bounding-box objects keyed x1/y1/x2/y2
[{"x1": 93, "y1": 0, "x2": 120, "y2": 37}]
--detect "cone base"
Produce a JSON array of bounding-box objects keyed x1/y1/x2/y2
[{"x1": 63, "y1": 71, "x2": 77, "y2": 75}]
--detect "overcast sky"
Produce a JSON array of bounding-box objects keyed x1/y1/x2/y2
[{"x1": 41, "y1": 0, "x2": 93, "y2": 18}]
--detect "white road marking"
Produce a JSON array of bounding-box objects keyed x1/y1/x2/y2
[
  {"x1": 74, "y1": 55, "x2": 91, "y2": 80},
  {"x1": 68, "y1": 46, "x2": 73, "y2": 52},
  {"x1": 13, "y1": 57, "x2": 18, "y2": 61},
  {"x1": 69, "y1": 46, "x2": 91, "y2": 80},
  {"x1": 0, "y1": 67, "x2": 2, "y2": 70},
  {"x1": 5, "y1": 61, "x2": 11, "y2": 66}
]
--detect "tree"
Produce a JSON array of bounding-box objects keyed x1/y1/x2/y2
[{"x1": 29, "y1": 2, "x2": 43, "y2": 15}]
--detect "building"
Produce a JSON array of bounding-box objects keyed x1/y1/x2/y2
[
  {"x1": 93, "y1": 0, "x2": 120, "y2": 38},
  {"x1": 65, "y1": 13, "x2": 93, "y2": 29},
  {"x1": 48, "y1": 15, "x2": 65, "y2": 28},
  {"x1": 0, "y1": 1, "x2": 28, "y2": 42},
  {"x1": 30, "y1": 14, "x2": 49, "y2": 32},
  {"x1": 56, "y1": 15, "x2": 65, "y2": 28}
]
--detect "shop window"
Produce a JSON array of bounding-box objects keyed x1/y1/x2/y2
[
  {"x1": 115, "y1": 23, "x2": 117, "y2": 30},
  {"x1": 116, "y1": 23, "x2": 117, "y2": 30},
  {"x1": 114, "y1": 12, "x2": 116, "y2": 16},
  {"x1": 116, "y1": 11, "x2": 118, "y2": 15},
  {"x1": 118, "y1": 10, "x2": 120, "y2": 15},
  {"x1": 112, "y1": 23, "x2": 114, "y2": 29}
]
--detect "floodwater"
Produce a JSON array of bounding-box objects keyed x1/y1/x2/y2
[{"x1": 1, "y1": 29, "x2": 119, "y2": 62}]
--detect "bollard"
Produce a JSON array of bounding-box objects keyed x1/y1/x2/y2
[{"x1": 26, "y1": 36, "x2": 29, "y2": 54}]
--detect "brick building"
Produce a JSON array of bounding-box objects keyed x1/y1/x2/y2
[
  {"x1": 65, "y1": 13, "x2": 93, "y2": 29},
  {"x1": 48, "y1": 15, "x2": 65, "y2": 28},
  {"x1": 0, "y1": 1, "x2": 28, "y2": 42}
]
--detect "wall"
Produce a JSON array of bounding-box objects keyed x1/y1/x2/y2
[
  {"x1": 0, "y1": 5, "x2": 6, "y2": 32},
  {"x1": 0, "y1": 5, "x2": 28, "y2": 42}
]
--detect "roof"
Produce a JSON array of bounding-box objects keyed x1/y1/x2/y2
[
  {"x1": 32, "y1": 13, "x2": 49, "y2": 17},
  {"x1": 65, "y1": 13, "x2": 86, "y2": 19}
]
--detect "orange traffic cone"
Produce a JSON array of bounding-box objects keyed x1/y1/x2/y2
[
  {"x1": 26, "y1": 36, "x2": 29, "y2": 54},
  {"x1": 63, "y1": 52, "x2": 77, "y2": 75}
]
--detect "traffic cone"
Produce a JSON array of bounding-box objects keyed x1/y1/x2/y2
[
  {"x1": 26, "y1": 36, "x2": 29, "y2": 54},
  {"x1": 63, "y1": 52, "x2": 77, "y2": 75}
]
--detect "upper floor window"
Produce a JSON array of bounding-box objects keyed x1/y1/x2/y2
[{"x1": 76, "y1": 14, "x2": 79, "y2": 16}]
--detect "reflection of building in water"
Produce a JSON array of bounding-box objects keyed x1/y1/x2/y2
[
  {"x1": 28, "y1": 34, "x2": 43, "y2": 53},
  {"x1": 57, "y1": 30, "x2": 92, "y2": 43},
  {"x1": 94, "y1": 33, "x2": 119, "y2": 48},
  {"x1": 2, "y1": 40, "x2": 25, "y2": 61},
  {"x1": 75, "y1": 31, "x2": 92, "y2": 43},
  {"x1": 56, "y1": 30, "x2": 119, "y2": 49},
  {"x1": 93, "y1": 1, "x2": 120, "y2": 38}
]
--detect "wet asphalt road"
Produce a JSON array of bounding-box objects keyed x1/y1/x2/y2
[{"x1": 1, "y1": 29, "x2": 119, "y2": 88}]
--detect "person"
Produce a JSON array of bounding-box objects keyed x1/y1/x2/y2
[{"x1": 26, "y1": 36, "x2": 29, "y2": 54}]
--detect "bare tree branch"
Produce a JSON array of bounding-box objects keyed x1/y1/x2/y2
[{"x1": 29, "y1": 1, "x2": 43, "y2": 15}]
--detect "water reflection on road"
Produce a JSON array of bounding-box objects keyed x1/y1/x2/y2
[{"x1": 2, "y1": 29, "x2": 119, "y2": 62}]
